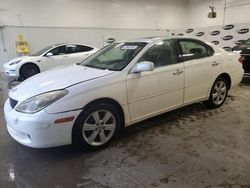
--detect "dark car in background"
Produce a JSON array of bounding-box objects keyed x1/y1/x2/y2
[{"x1": 233, "y1": 38, "x2": 250, "y2": 77}]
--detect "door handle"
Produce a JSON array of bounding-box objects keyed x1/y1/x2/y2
[
  {"x1": 173, "y1": 69, "x2": 183, "y2": 75},
  {"x1": 212, "y1": 61, "x2": 219, "y2": 66},
  {"x1": 63, "y1": 55, "x2": 68, "y2": 58}
]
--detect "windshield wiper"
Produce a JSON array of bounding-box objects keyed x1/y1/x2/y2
[{"x1": 84, "y1": 65, "x2": 108, "y2": 70}]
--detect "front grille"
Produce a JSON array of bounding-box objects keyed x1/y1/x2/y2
[{"x1": 9, "y1": 98, "x2": 18, "y2": 109}]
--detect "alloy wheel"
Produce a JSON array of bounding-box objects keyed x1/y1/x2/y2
[
  {"x1": 82, "y1": 110, "x2": 116, "y2": 146},
  {"x1": 212, "y1": 81, "x2": 227, "y2": 105},
  {"x1": 24, "y1": 67, "x2": 37, "y2": 77}
]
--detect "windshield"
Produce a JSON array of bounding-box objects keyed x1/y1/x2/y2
[
  {"x1": 31, "y1": 45, "x2": 54, "y2": 56},
  {"x1": 81, "y1": 42, "x2": 147, "y2": 71},
  {"x1": 244, "y1": 38, "x2": 250, "y2": 45}
]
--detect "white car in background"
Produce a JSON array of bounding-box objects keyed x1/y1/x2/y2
[
  {"x1": 3, "y1": 43, "x2": 98, "y2": 79},
  {"x1": 4, "y1": 37, "x2": 243, "y2": 150}
]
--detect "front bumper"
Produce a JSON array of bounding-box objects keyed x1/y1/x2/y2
[
  {"x1": 3, "y1": 64, "x2": 19, "y2": 77},
  {"x1": 244, "y1": 71, "x2": 250, "y2": 78},
  {"x1": 4, "y1": 99, "x2": 81, "y2": 148}
]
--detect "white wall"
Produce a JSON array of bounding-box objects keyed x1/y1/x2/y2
[
  {"x1": 2, "y1": 0, "x2": 250, "y2": 71},
  {"x1": 225, "y1": 0, "x2": 250, "y2": 24},
  {"x1": 186, "y1": 0, "x2": 250, "y2": 28},
  {"x1": 0, "y1": 0, "x2": 187, "y2": 30},
  {"x1": 0, "y1": 26, "x2": 168, "y2": 71},
  {"x1": 174, "y1": 22, "x2": 250, "y2": 52},
  {"x1": 0, "y1": 0, "x2": 189, "y2": 71}
]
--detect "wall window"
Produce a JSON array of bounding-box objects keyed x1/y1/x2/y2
[{"x1": 139, "y1": 40, "x2": 178, "y2": 68}]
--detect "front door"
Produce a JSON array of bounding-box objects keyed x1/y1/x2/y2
[
  {"x1": 42, "y1": 45, "x2": 70, "y2": 71},
  {"x1": 126, "y1": 40, "x2": 184, "y2": 122}
]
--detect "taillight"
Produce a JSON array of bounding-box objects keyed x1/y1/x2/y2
[{"x1": 239, "y1": 56, "x2": 244, "y2": 64}]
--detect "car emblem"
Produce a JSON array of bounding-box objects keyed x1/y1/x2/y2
[
  {"x1": 237, "y1": 28, "x2": 249, "y2": 34},
  {"x1": 210, "y1": 31, "x2": 220, "y2": 36},
  {"x1": 196, "y1": 32, "x2": 205, "y2": 37},
  {"x1": 234, "y1": 40, "x2": 245, "y2": 45},
  {"x1": 185, "y1": 28, "x2": 194, "y2": 33},
  {"x1": 223, "y1": 24, "x2": 235, "y2": 30},
  {"x1": 222, "y1": 35, "x2": 233, "y2": 41},
  {"x1": 177, "y1": 33, "x2": 184, "y2": 36},
  {"x1": 223, "y1": 47, "x2": 232, "y2": 51},
  {"x1": 211, "y1": 41, "x2": 220, "y2": 45}
]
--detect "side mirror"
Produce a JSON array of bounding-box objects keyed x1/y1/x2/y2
[
  {"x1": 46, "y1": 52, "x2": 53, "y2": 57},
  {"x1": 131, "y1": 61, "x2": 154, "y2": 73}
]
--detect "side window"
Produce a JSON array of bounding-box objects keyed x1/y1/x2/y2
[
  {"x1": 49, "y1": 46, "x2": 66, "y2": 56},
  {"x1": 66, "y1": 45, "x2": 77, "y2": 54},
  {"x1": 179, "y1": 40, "x2": 213, "y2": 60},
  {"x1": 207, "y1": 46, "x2": 214, "y2": 56},
  {"x1": 64, "y1": 44, "x2": 94, "y2": 54},
  {"x1": 139, "y1": 40, "x2": 178, "y2": 68},
  {"x1": 77, "y1": 45, "x2": 94, "y2": 52}
]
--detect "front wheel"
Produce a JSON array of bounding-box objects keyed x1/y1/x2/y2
[
  {"x1": 19, "y1": 64, "x2": 40, "y2": 79},
  {"x1": 204, "y1": 77, "x2": 229, "y2": 109},
  {"x1": 72, "y1": 103, "x2": 122, "y2": 150}
]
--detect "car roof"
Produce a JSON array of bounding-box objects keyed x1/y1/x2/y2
[
  {"x1": 125, "y1": 36, "x2": 204, "y2": 43},
  {"x1": 52, "y1": 43, "x2": 94, "y2": 48}
]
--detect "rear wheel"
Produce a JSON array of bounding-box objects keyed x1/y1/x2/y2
[
  {"x1": 72, "y1": 103, "x2": 122, "y2": 150},
  {"x1": 204, "y1": 77, "x2": 228, "y2": 108},
  {"x1": 19, "y1": 63, "x2": 40, "y2": 79}
]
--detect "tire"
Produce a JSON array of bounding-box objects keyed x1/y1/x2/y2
[
  {"x1": 72, "y1": 102, "x2": 122, "y2": 150},
  {"x1": 19, "y1": 63, "x2": 40, "y2": 79},
  {"x1": 204, "y1": 77, "x2": 229, "y2": 109}
]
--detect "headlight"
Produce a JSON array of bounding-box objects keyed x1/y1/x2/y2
[
  {"x1": 9, "y1": 60, "x2": 21, "y2": 66},
  {"x1": 15, "y1": 90, "x2": 68, "y2": 113}
]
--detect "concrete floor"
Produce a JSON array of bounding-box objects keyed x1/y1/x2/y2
[{"x1": 1, "y1": 75, "x2": 250, "y2": 188}]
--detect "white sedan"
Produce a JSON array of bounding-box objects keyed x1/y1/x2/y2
[
  {"x1": 3, "y1": 43, "x2": 98, "y2": 79},
  {"x1": 4, "y1": 37, "x2": 243, "y2": 150}
]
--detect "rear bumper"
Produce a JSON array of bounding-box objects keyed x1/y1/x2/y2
[
  {"x1": 244, "y1": 72, "x2": 250, "y2": 78},
  {"x1": 242, "y1": 57, "x2": 250, "y2": 72}
]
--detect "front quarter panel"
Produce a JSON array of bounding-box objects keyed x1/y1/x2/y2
[
  {"x1": 15, "y1": 57, "x2": 42, "y2": 76},
  {"x1": 44, "y1": 72, "x2": 130, "y2": 123}
]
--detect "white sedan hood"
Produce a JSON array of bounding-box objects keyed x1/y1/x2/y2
[{"x1": 9, "y1": 65, "x2": 114, "y2": 101}]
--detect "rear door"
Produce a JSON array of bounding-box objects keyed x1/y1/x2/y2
[
  {"x1": 42, "y1": 45, "x2": 69, "y2": 70},
  {"x1": 177, "y1": 39, "x2": 222, "y2": 104}
]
